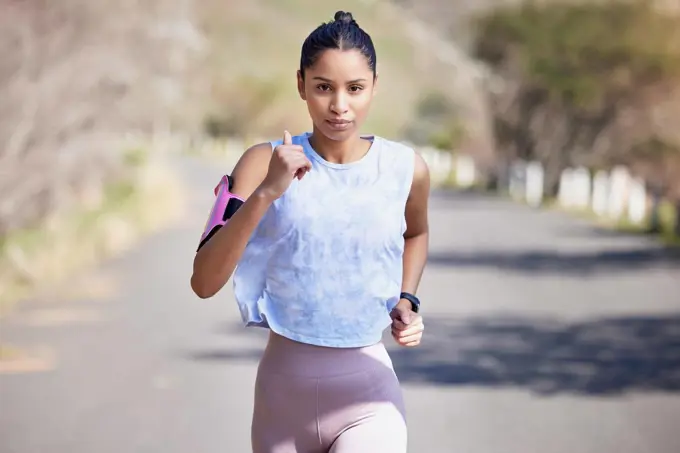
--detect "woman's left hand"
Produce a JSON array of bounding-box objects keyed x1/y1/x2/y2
[{"x1": 390, "y1": 300, "x2": 424, "y2": 347}]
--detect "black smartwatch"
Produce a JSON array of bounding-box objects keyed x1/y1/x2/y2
[{"x1": 399, "y1": 292, "x2": 421, "y2": 313}]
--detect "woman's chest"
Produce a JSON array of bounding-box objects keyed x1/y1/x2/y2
[{"x1": 267, "y1": 171, "x2": 407, "y2": 245}]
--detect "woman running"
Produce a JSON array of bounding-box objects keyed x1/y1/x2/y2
[{"x1": 191, "y1": 10, "x2": 430, "y2": 453}]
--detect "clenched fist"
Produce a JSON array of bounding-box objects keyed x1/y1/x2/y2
[
  {"x1": 258, "y1": 131, "x2": 312, "y2": 200},
  {"x1": 390, "y1": 300, "x2": 424, "y2": 347}
]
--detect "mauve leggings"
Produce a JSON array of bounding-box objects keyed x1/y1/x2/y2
[{"x1": 251, "y1": 331, "x2": 408, "y2": 453}]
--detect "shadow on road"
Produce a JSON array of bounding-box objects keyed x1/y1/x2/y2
[
  {"x1": 557, "y1": 224, "x2": 660, "y2": 240},
  {"x1": 389, "y1": 314, "x2": 680, "y2": 396},
  {"x1": 185, "y1": 348, "x2": 264, "y2": 362},
  {"x1": 184, "y1": 314, "x2": 680, "y2": 397},
  {"x1": 426, "y1": 247, "x2": 680, "y2": 275}
]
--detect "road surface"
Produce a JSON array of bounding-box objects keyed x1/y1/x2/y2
[{"x1": 1, "y1": 155, "x2": 680, "y2": 453}]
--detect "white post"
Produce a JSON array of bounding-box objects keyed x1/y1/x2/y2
[
  {"x1": 573, "y1": 166, "x2": 592, "y2": 209},
  {"x1": 525, "y1": 161, "x2": 545, "y2": 207},
  {"x1": 607, "y1": 166, "x2": 631, "y2": 220},
  {"x1": 558, "y1": 168, "x2": 574, "y2": 207},
  {"x1": 430, "y1": 149, "x2": 445, "y2": 184},
  {"x1": 509, "y1": 160, "x2": 527, "y2": 201},
  {"x1": 591, "y1": 170, "x2": 610, "y2": 217},
  {"x1": 627, "y1": 177, "x2": 647, "y2": 224},
  {"x1": 456, "y1": 155, "x2": 476, "y2": 188},
  {"x1": 440, "y1": 152, "x2": 453, "y2": 182},
  {"x1": 418, "y1": 148, "x2": 451, "y2": 186}
]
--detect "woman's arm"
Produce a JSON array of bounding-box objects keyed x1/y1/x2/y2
[
  {"x1": 400, "y1": 153, "x2": 431, "y2": 300},
  {"x1": 191, "y1": 131, "x2": 312, "y2": 299},
  {"x1": 390, "y1": 152, "x2": 430, "y2": 346},
  {"x1": 190, "y1": 143, "x2": 274, "y2": 299}
]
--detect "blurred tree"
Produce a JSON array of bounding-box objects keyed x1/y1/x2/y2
[
  {"x1": 0, "y1": 0, "x2": 206, "y2": 235},
  {"x1": 472, "y1": 0, "x2": 680, "y2": 199},
  {"x1": 403, "y1": 90, "x2": 466, "y2": 151}
]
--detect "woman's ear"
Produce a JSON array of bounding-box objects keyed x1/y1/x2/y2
[
  {"x1": 297, "y1": 70, "x2": 306, "y2": 101},
  {"x1": 372, "y1": 72, "x2": 379, "y2": 99}
]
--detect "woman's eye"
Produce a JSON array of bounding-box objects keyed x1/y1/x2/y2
[
  {"x1": 317, "y1": 84, "x2": 332, "y2": 92},
  {"x1": 349, "y1": 85, "x2": 364, "y2": 92}
]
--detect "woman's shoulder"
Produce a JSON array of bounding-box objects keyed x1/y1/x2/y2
[
  {"x1": 372, "y1": 136, "x2": 429, "y2": 183},
  {"x1": 233, "y1": 141, "x2": 274, "y2": 171},
  {"x1": 373, "y1": 135, "x2": 416, "y2": 155},
  {"x1": 229, "y1": 142, "x2": 274, "y2": 198},
  {"x1": 372, "y1": 135, "x2": 425, "y2": 165}
]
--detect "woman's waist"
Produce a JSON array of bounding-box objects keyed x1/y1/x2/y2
[
  {"x1": 255, "y1": 292, "x2": 395, "y2": 349},
  {"x1": 260, "y1": 329, "x2": 393, "y2": 378}
]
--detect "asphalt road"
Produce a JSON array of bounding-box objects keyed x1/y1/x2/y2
[{"x1": 1, "y1": 155, "x2": 680, "y2": 453}]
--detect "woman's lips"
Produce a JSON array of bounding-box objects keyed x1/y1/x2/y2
[{"x1": 326, "y1": 119, "x2": 353, "y2": 130}]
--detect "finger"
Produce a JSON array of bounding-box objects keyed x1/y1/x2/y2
[
  {"x1": 392, "y1": 326, "x2": 425, "y2": 338},
  {"x1": 289, "y1": 155, "x2": 312, "y2": 172},
  {"x1": 401, "y1": 314, "x2": 423, "y2": 329},
  {"x1": 392, "y1": 330, "x2": 421, "y2": 347},
  {"x1": 398, "y1": 331, "x2": 423, "y2": 343},
  {"x1": 286, "y1": 144, "x2": 304, "y2": 153},
  {"x1": 395, "y1": 324, "x2": 424, "y2": 338},
  {"x1": 289, "y1": 153, "x2": 311, "y2": 167},
  {"x1": 392, "y1": 317, "x2": 415, "y2": 331},
  {"x1": 392, "y1": 323, "x2": 423, "y2": 339},
  {"x1": 279, "y1": 145, "x2": 305, "y2": 158},
  {"x1": 398, "y1": 309, "x2": 419, "y2": 326},
  {"x1": 392, "y1": 319, "x2": 408, "y2": 331},
  {"x1": 392, "y1": 328, "x2": 422, "y2": 342},
  {"x1": 295, "y1": 167, "x2": 308, "y2": 180},
  {"x1": 283, "y1": 130, "x2": 292, "y2": 145}
]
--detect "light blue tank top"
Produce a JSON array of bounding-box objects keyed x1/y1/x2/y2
[{"x1": 232, "y1": 132, "x2": 415, "y2": 347}]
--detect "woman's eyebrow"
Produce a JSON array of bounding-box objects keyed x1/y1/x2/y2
[{"x1": 312, "y1": 76, "x2": 368, "y2": 84}]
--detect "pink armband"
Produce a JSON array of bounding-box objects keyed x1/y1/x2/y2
[{"x1": 197, "y1": 175, "x2": 245, "y2": 251}]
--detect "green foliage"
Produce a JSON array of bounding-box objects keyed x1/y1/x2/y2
[
  {"x1": 122, "y1": 147, "x2": 148, "y2": 168},
  {"x1": 630, "y1": 136, "x2": 680, "y2": 159},
  {"x1": 403, "y1": 90, "x2": 466, "y2": 150},
  {"x1": 428, "y1": 124, "x2": 466, "y2": 151},
  {"x1": 417, "y1": 91, "x2": 455, "y2": 120},
  {"x1": 474, "y1": 0, "x2": 680, "y2": 109}
]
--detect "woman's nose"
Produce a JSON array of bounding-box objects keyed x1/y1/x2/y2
[{"x1": 330, "y1": 93, "x2": 349, "y2": 114}]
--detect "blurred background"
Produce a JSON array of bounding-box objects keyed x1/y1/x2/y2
[{"x1": 1, "y1": 0, "x2": 679, "y2": 452}]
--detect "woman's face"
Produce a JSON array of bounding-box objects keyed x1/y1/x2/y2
[{"x1": 297, "y1": 48, "x2": 377, "y2": 141}]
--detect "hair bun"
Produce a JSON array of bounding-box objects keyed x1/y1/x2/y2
[{"x1": 334, "y1": 10, "x2": 357, "y2": 26}]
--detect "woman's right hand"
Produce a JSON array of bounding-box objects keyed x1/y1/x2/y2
[{"x1": 258, "y1": 130, "x2": 312, "y2": 200}]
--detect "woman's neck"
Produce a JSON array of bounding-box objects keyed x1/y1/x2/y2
[{"x1": 308, "y1": 126, "x2": 372, "y2": 165}]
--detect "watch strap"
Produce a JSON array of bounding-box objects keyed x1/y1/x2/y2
[{"x1": 399, "y1": 292, "x2": 420, "y2": 313}]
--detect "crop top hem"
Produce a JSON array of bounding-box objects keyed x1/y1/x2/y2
[{"x1": 257, "y1": 319, "x2": 389, "y2": 349}]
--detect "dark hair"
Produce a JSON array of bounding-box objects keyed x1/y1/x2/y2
[{"x1": 299, "y1": 11, "x2": 377, "y2": 80}]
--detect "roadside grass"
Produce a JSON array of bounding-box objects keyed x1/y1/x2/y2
[{"x1": 0, "y1": 149, "x2": 184, "y2": 318}]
